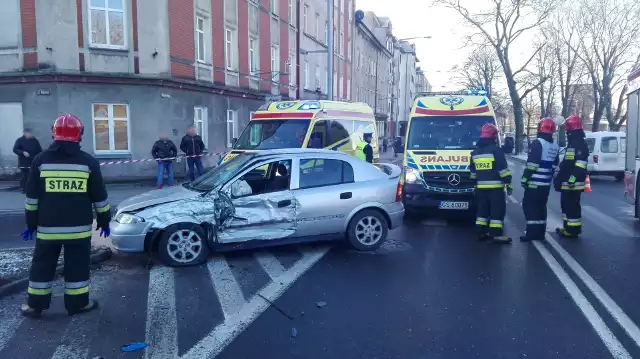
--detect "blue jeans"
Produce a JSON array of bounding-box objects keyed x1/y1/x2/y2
[
  {"x1": 156, "y1": 161, "x2": 174, "y2": 186},
  {"x1": 187, "y1": 157, "x2": 204, "y2": 181}
]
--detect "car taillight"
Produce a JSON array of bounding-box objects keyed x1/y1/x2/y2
[
  {"x1": 395, "y1": 182, "x2": 403, "y2": 202},
  {"x1": 593, "y1": 155, "x2": 599, "y2": 163}
]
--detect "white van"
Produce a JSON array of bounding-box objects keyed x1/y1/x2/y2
[{"x1": 584, "y1": 131, "x2": 626, "y2": 181}]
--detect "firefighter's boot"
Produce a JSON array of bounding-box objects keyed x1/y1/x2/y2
[
  {"x1": 68, "y1": 299, "x2": 99, "y2": 316},
  {"x1": 20, "y1": 303, "x2": 43, "y2": 318}
]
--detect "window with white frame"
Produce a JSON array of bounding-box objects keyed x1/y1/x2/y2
[
  {"x1": 324, "y1": 69, "x2": 328, "y2": 92},
  {"x1": 249, "y1": 37, "x2": 259, "y2": 75},
  {"x1": 194, "y1": 107, "x2": 209, "y2": 147},
  {"x1": 92, "y1": 103, "x2": 130, "y2": 153},
  {"x1": 315, "y1": 65, "x2": 320, "y2": 90},
  {"x1": 225, "y1": 28, "x2": 237, "y2": 70},
  {"x1": 303, "y1": 5, "x2": 308, "y2": 33},
  {"x1": 347, "y1": 38, "x2": 351, "y2": 60},
  {"x1": 288, "y1": 54, "x2": 295, "y2": 85},
  {"x1": 339, "y1": 74, "x2": 344, "y2": 98},
  {"x1": 324, "y1": 21, "x2": 328, "y2": 44},
  {"x1": 288, "y1": 0, "x2": 293, "y2": 21},
  {"x1": 315, "y1": 14, "x2": 320, "y2": 38},
  {"x1": 89, "y1": 0, "x2": 126, "y2": 48},
  {"x1": 348, "y1": 0, "x2": 353, "y2": 20},
  {"x1": 271, "y1": 46, "x2": 279, "y2": 80},
  {"x1": 249, "y1": 3, "x2": 259, "y2": 33},
  {"x1": 333, "y1": 28, "x2": 338, "y2": 52},
  {"x1": 226, "y1": 109, "x2": 238, "y2": 147},
  {"x1": 304, "y1": 61, "x2": 309, "y2": 89},
  {"x1": 195, "y1": 15, "x2": 209, "y2": 63},
  {"x1": 339, "y1": 31, "x2": 345, "y2": 56},
  {"x1": 347, "y1": 78, "x2": 351, "y2": 100},
  {"x1": 333, "y1": 72, "x2": 337, "y2": 98},
  {"x1": 340, "y1": 0, "x2": 344, "y2": 12},
  {"x1": 270, "y1": 0, "x2": 277, "y2": 14}
]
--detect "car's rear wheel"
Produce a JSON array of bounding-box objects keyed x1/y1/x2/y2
[
  {"x1": 158, "y1": 223, "x2": 210, "y2": 267},
  {"x1": 347, "y1": 209, "x2": 389, "y2": 251}
]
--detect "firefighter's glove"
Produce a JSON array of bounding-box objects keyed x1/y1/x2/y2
[
  {"x1": 568, "y1": 175, "x2": 577, "y2": 188},
  {"x1": 506, "y1": 184, "x2": 513, "y2": 196},
  {"x1": 521, "y1": 177, "x2": 528, "y2": 189},
  {"x1": 21, "y1": 228, "x2": 35, "y2": 241},
  {"x1": 97, "y1": 225, "x2": 110, "y2": 238}
]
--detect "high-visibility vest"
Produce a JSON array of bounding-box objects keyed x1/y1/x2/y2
[{"x1": 355, "y1": 141, "x2": 368, "y2": 161}]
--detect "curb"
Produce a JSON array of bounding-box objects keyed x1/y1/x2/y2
[
  {"x1": 508, "y1": 155, "x2": 527, "y2": 164},
  {"x1": 0, "y1": 246, "x2": 113, "y2": 298}
]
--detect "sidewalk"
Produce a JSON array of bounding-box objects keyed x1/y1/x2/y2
[{"x1": 509, "y1": 153, "x2": 527, "y2": 163}]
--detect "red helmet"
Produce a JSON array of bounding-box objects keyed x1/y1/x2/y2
[
  {"x1": 538, "y1": 117, "x2": 556, "y2": 134},
  {"x1": 563, "y1": 115, "x2": 583, "y2": 132},
  {"x1": 480, "y1": 123, "x2": 499, "y2": 139},
  {"x1": 53, "y1": 114, "x2": 84, "y2": 142}
]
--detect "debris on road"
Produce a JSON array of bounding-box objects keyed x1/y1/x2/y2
[
  {"x1": 291, "y1": 327, "x2": 298, "y2": 338},
  {"x1": 257, "y1": 293, "x2": 295, "y2": 320},
  {"x1": 120, "y1": 342, "x2": 148, "y2": 352},
  {"x1": 316, "y1": 301, "x2": 327, "y2": 308}
]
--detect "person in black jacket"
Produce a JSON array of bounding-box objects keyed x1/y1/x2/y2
[
  {"x1": 152, "y1": 135, "x2": 177, "y2": 189},
  {"x1": 180, "y1": 126, "x2": 205, "y2": 181},
  {"x1": 21, "y1": 114, "x2": 111, "y2": 318},
  {"x1": 13, "y1": 128, "x2": 42, "y2": 193},
  {"x1": 469, "y1": 124, "x2": 513, "y2": 243}
]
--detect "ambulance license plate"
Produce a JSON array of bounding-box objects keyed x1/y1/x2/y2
[{"x1": 438, "y1": 201, "x2": 469, "y2": 210}]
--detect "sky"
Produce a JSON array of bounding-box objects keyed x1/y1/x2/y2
[{"x1": 356, "y1": 0, "x2": 536, "y2": 92}]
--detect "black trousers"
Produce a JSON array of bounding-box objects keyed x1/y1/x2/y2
[
  {"x1": 522, "y1": 186, "x2": 551, "y2": 240},
  {"x1": 560, "y1": 190, "x2": 583, "y2": 235},
  {"x1": 27, "y1": 239, "x2": 91, "y2": 312},
  {"x1": 20, "y1": 168, "x2": 29, "y2": 191},
  {"x1": 475, "y1": 188, "x2": 506, "y2": 237}
]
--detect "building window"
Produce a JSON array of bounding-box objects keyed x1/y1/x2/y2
[
  {"x1": 324, "y1": 21, "x2": 328, "y2": 44},
  {"x1": 225, "y1": 28, "x2": 237, "y2": 70},
  {"x1": 194, "y1": 107, "x2": 208, "y2": 147},
  {"x1": 195, "y1": 16, "x2": 208, "y2": 63},
  {"x1": 339, "y1": 75, "x2": 344, "y2": 99},
  {"x1": 333, "y1": 27, "x2": 338, "y2": 52},
  {"x1": 249, "y1": 3, "x2": 259, "y2": 33},
  {"x1": 347, "y1": 78, "x2": 351, "y2": 100},
  {"x1": 340, "y1": 0, "x2": 344, "y2": 13},
  {"x1": 288, "y1": 0, "x2": 293, "y2": 21},
  {"x1": 303, "y1": 5, "x2": 308, "y2": 33},
  {"x1": 226, "y1": 109, "x2": 238, "y2": 147},
  {"x1": 249, "y1": 37, "x2": 259, "y2": 74},
  {"x1": 347, "y1": 38, "x2": 351, "y2": 60},
  {"x1": 348, "y1": 0, "x2": 353, "y2": 20},
  {"x1": 270, "y1": 0, "x2": 277, "y2": 15},
  {"x1": 304, "y1": 61, "x2": 309, "y2": 89},
  {"x1": 271, "y1": 46, "x2": 279, "y2": 81},
  {"x1": 88, "y1": 0, "x2": 126, "y2": 48},
  {"x1": 315, "y1": 65, "x2": 320, "y2": 90},
  {"x1": 315, "y1": 14, "x2": 320, "y2": 39},
  {"x1": 339, "y1": 31, "x2": 344, "y2": 56},
  {"x1": 92, "y1": 103, "x2": 129, "y2": 153},
  {"x1": 324, "y1": 69, "x2": 328, "y2": 92},
  {"x1": 288, "y1": 54, "x2": 295, "y2": 85}
]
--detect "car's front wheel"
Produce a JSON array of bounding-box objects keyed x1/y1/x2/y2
[
  {"x1": 347, "y1": 209, "x2": 389, "y2": 251},
  {"x1": 158, "y1": 223, "x2": 210, "y2": 267}
]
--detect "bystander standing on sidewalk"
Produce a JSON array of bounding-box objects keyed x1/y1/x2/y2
[
  {"x1": 152, "y1": 135, "x2": 177, "y2": 189},
  {"x1": 12, "y1": 128, "x2": 42, "y2": 193},
  {"x1": 382, "y1": 137, "x2": 388, "y2": 153},
  {"x1": 180, "y1": 126, "x2": 205, "y2": 181}
]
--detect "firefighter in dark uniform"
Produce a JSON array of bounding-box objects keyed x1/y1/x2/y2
[
  {"x1": 21, "y1": 114, "x2": 112, "y2": 318},
  {"x1": 554, "y1": 115, "x2": 589, "y2": 238},
  {"x1": 470, "y1": 124, "x2": 513, "y2": 243},
  {"x1": 520, "y1": 118, "x2": 559, "y2": 242},
  {"x1": 355, "y1": 132, "x2": 374, "y2": 163}
]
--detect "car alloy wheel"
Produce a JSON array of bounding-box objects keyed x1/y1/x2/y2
[
  {"x1": 354, "y1": 216, "x2": 383, "y2": 246},
  {"x1": 167, "y1": 229, "x2": 203, "y2": 264}
]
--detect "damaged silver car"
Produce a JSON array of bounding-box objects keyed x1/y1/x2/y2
[{"x1": 109, "y1": 149, "x2": 405, "y2": 266}]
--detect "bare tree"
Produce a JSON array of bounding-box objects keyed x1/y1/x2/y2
[
  {"x1": 434, "y1": 0, "x2": 557, "y2": 153},
  {"x1": 522, "y1": 93, "x2": 542, "y2": 139},
  {"x1": 454, "y1": 44, "x2": 503, "y2": 97},
  {"x1": 572, "y1": 0, "x2": 640, "y2": 131},
  {"x1": 534, "y1": 40, "x2": 557, "y2": 117}
]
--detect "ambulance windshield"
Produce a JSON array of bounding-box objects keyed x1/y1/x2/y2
[
  {"x1": 234, "y1": 120, "x2": 311, "y2": 150},
  {"x1": 407, "y1": 116, "x2": 495, "y2": 150}
]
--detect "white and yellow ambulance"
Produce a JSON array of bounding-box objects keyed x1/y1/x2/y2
[{"x1": 401, "y1": 90, "x2": 500, "y2": 214}]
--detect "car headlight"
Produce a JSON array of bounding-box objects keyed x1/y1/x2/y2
[
  {"x1": 115, "y1": 213, "x2": 145, "y2": 224},
  {"x1": 404, "y1": 167, "x2": 420, "y2": 184}
]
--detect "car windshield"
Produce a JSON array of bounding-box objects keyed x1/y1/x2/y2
[
  {"x1": 407, "y1": 115, "x2": 495, "y2": 150},
  {"x1": 189, "y1": 153, "x2": 254, "y2": 191},
  {"x1": 585, "y1": 138, "x2": 596, "y2": 153},
  {"x1": 234, "y1": 120, "x2": 311, "y2": 150}
]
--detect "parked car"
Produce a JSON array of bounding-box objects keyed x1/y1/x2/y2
[
  {"x1": 584, "y1": 131, "x2": 625, "y2": 181},
  {"x1": 110, "y1": 149, "x2": 405, "y2": 266}
]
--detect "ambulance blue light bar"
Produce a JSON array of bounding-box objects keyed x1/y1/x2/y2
[
  {"x1": 415, "y1": 88, "x2": 489, "y2": 97},
  {"x1": 298, "y1": 101, "x2": 321, "y2": 110}
]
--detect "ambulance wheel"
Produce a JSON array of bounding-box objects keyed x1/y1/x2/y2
[
  {"x1": 347, "y1": 209, "x2": 389, "y2": 251},
  {"x1": 158, "y1": 223, "x2": 210, "y2": 267}
]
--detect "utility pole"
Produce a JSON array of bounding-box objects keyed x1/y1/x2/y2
[{"x1": 326, "y1": 0, "x2": 334, "y2": 100}]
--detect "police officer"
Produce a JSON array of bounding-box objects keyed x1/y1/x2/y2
[
  {"x1": 554, "y1": 115, "x2": 589, "y2": 238},
  {"x1": 21, "y1": 114, "x2": 111, "y2": 318},
  {"x1": 355, "y1": 132, "x2": 374, "y2": 163},
  {"x1": 520, "y1": 118, "x2": 559, "y2": 242},
  {"x1": 470, "y1": 124, "x2": 513, "y2": 243}
]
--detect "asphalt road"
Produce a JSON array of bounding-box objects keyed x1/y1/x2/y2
[{"x1": 0, "y1": 158, "x2": 639, "y2": 359}]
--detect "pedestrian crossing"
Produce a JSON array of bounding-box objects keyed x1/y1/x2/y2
[{"x1": 0, "y1": 244, "x2": 330, "y2": 359}]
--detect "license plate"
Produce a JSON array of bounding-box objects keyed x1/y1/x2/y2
[{"x1": 438, "y1": 201, "x2": 469, "y2": 210}]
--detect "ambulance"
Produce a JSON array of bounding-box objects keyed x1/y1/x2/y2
[
  {"x1": 401, "y1": 89, "x2": 499, "y2": 215},
  {"x1": 624, "y1": 66, "x2": 640, "y2": 217},
  {"x1": 219, "y1": 100, "x2": 379, "y2": 164}
]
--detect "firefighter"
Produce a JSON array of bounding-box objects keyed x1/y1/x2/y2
[
  {"x1": 470, "y1": 124, "x2": 513, "y2": 243},
  {"x1": 520, "y1": 118, "x2": 560, "y2": 242},
  {"x1": 21, "y1": 114, "x2": 111, "y2": 318},
  {"x1": 554, "y1": 115, "x2": 589, "y2": 238},
  {"x1": 355, "y1": 132, "x2": 374, "y2": 163}
]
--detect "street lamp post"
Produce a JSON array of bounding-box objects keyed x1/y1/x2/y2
[{"x1": 327, "y1": 0, "x2": 334, "y2": 101}]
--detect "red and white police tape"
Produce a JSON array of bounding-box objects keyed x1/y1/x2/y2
[{"x1": 0, "y1": 152, "x2": 227, "y2": 170}]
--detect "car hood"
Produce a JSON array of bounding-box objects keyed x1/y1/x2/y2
[{"x1": 116, "y1": 185, "x2": 203, "y2": 213}]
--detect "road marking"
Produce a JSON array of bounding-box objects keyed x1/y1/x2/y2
[
  {"x1": 532, "y1": 239, "x2": 632, "y2": 358},
  {"x1": 545, "y1": 216, "x2": 640, "y2": 350},
  {"x1": 145, "y1": 266, "x2": 178, "y2": 359},
  {"x1": 208, "y1": 256, "x2": 246, "y2": 320},
  {"x1": 181, "y1": 246, "x2": 330, "y2": 359},
  {"x1": 254, "y1": 251, "x2": 286, "y2": 280},
  {"x1": 507, "y1": 195, "x2": 518, "y2": 204},
  {"x1": 582, "y1": 206, "x2": 634, "y2": 237},
  {"x1": 0, "y1": 302, "x2": 22, "y2": 353},
  {"x1": 51, "y1": 274, "x2": 110, "y2": 359}
]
